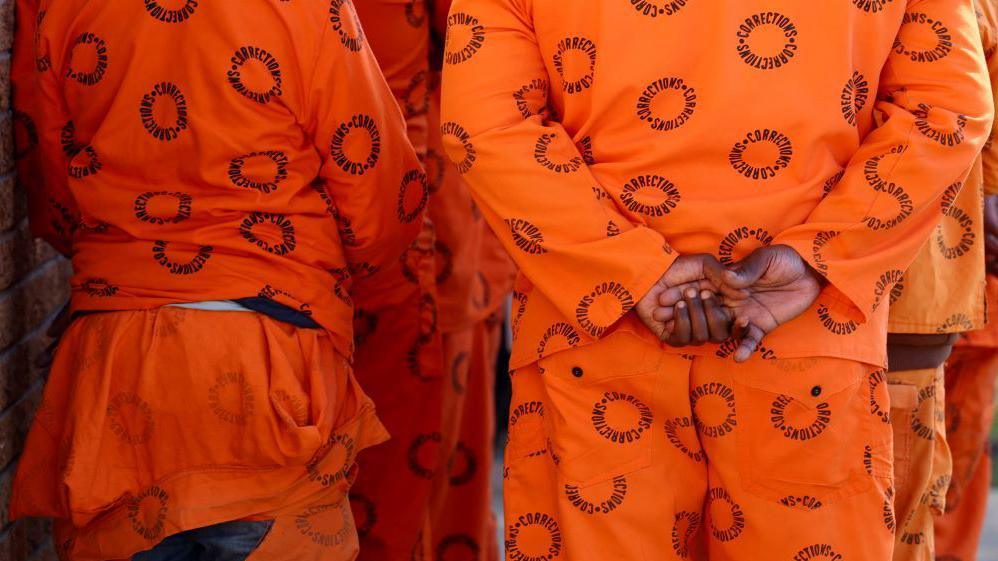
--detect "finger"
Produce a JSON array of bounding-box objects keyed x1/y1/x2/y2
[
  {"x1": 724, "y1": 248, "x2": 771, "y2": 289},
  {"x1": 657, "y1": 285, "x2": 688, "y2": 307},
  {"x1": 636, "y1": 283, "x2": 668, "y2": 337},
  {"x1": 715, "y1": 283, "x2": 751, "y2": 301},
  {"x1": 700, "y1": 255, "x2": 728, "y2": 287},
  {"x1": 702, "y1": 291, "x2": 732, "y2": 343},
  {"x1": 685, "y1": 288, "x2": 710, "y2": 345},
  {"x1": 734, "y1": 321, "x2": 767, "y2": 363},
  {"x1": 652, "y1": 306, "x2": 675, "y2": 323},
  {"x1": 700, "y1": 255, "x2": 749, "y2": 299},
  {"x1": 666, "y1": 301, "x2": 691, "y2": 346},
  {"x1": 666, "y1": 255, "x2": 713, "y2": 287},
  {"x1": 664, "y1": 282, "x2": 724, "y2": 306}
]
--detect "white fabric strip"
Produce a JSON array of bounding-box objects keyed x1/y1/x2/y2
[{"x1": 168, "y1": 300, "x2": 253, "y2": 312}]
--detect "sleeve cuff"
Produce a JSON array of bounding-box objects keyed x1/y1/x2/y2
[{"x1": 776, "y1": 237, "x2": 869, "y2": 325}]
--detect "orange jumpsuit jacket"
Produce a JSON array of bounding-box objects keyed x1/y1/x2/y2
[
  {"x1": 441, "y1": 0, "x2": 994, "y2": 369},
  {"x1": 13, "y1": 0, "x2": 423, "y2": 356}
]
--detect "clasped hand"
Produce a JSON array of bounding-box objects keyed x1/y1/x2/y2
[{"x1": 635, "y1": 245, "x2": 823, "y2": 362}]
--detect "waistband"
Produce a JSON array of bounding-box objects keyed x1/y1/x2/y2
[
  {"x1": 169, "y1": 300, "x2": 252, "y2": 312},
  {"x1": 76, "y1": 297, "x2": 321, "y2": 329}
]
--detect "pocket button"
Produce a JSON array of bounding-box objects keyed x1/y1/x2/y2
[
  {"x1": 571, "y1": 366, "x2": 584, "y2": 378},
  {"x1": 811, "y1": 385, "x2": 822, "y2": 397}
]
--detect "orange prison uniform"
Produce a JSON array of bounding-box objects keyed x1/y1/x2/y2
[
  {"x1": 9, "y1": 0, "x2": 423, "y2": 559},
  {"x1": 345, "y1": 2, "x2": 446, "y2": 559},
  {"x1": 425, "y1": 2, "x2": 514, "y2": 559},
  {"x1": 934, "y1": 279, "x2": 998, "y2": 561},
  {"x1": 884, "y1": 2, "x2": 998, "y2": 558},
  {"x1": 350, "y1": 2, "x2": 515, "y2": 559},
  {"x1": 933, "y1": 4, "x2": 998, "y2": 551},
  {"x1": 887, "y1": 2, "x2": 998, "y2": 561},
  {"x1": 441, "y1": 1, "x2": 993, "y2": 559},
  {"x1": 879, "y1": 366, "x2": 949, "y2": 560}
]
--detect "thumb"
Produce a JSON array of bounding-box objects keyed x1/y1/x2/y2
[
  {"x1": 700, "y1": 255, "x2": 729, "y2": 289},
  {"x1": 724, "y1": 248, "x2": 771, "y2": 289}
]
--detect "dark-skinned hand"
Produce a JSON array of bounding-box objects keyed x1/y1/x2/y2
[
  {"x1": 660, "y1": 287, "x2": 733, "y2": 346},
  {"x1": 711, "y1": 245, "x2": 823, "y2": 362},
  {"x1": 635, "y1": 254, "x2": 732, "y2": 342}
]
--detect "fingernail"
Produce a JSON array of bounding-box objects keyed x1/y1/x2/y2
[
  {"x1": 685, "y1": 288, "x2": 697, "y2": 298},
  {"x1": 700, "y1": 290, "x2": 713, "y2": 299},
  {"x1": 677, "y1": 301, "x2": 686, "y2": 309}
]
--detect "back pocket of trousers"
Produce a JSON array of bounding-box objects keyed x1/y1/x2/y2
[
  {"x1": 733, "y1": 363, "x2": 887, "y2": 508},
  {"x1": 537, "y1": 331, "x2": 664, "y2": 487}
]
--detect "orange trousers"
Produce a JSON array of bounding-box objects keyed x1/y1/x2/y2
[
  {"x1": 351, "y1": 309, "x2": 501, "y2": 561},
  {"x1": 350, "y1": 298, "x2": 446, "y2": 561},
  {"x1": 504, "y1": 331, "x2": 895, "y2": 560},
  {"x1": 10, "y1": 307, "x2": 387, "y2": 561},
  {"x1": 886, "y1": 366, "x2": 950, "y2": 561},
  {"x1": 427, "y1": 313, "x2": 503, "y2": 561},
  {"x1": 934, "y1": 345, "x2": 998, "y2": 561}
]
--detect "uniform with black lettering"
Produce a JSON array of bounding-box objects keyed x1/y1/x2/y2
[
  {"x1": 441, "y1": 1, "x2": 992, "y2": 559},
  {"x1": 349, "y1": 1, "x2": 514, "y2": 559},
  {"x1": 342, "y1": 2, "x2": 445, "y2": 559},
  {"x1": 883, "y1": 2, "x2": 998, "y2": 559},
  {"x1": 932, "y1": 3, "x2": 998, "y2": 559},
  {"x1": 9, "y1": 0, "x2": 422, "y2": 559}
]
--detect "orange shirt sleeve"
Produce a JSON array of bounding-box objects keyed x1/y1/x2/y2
[
  {"x1": 16, "y1": 0, "x2": 76, "y2": 256},
  {"x1": 773, "y1": 0, "x2": 994, "y2": 323},
  {"x1": 440, "y1": 0, "x2": 675, "y2": 339},
  {"x1": 302, "y1": 7, "x2": 425, "y2": 303}
]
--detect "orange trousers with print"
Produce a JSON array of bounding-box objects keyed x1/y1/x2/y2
[
  {"x1": 886, "y1": 366, "x2": 950, "y2": 561},
  {"x1": 10, "y1": 308, "x2": 387, "y2": 561},
  {"x1": 350, "y1": 297, "x2": 446, "y2": 561},
  {"x1": 503, "y1": 331, "x2": 895, "y2": 561},
  {"x1": 934, "y1": 344, "x2": 998, "y2": 561},
  {"x1": 426, "y1": 313, "x2": 503, "y2": 561}
]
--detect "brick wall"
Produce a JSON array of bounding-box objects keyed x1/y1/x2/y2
[{"x1": 0, "y1": 1, "x2": 71, "y2": 559}]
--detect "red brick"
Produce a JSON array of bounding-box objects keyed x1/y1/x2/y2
[
  {"x1": 22, "y1": 517, "x2": 47, "y2": 555},
  {"x1": 5, "y1": 519, "x2": 31, "y2": 561},
  {"x1": 0, "y1": 465, "x2": 13, "y2": 529},
  {"x1": 0, "y1": 381, "x2": 41, "y2": 471},
  {"x1": 0, "y1": 0, "x2": 12, "y2": 53},
  {"x1": 0, "y1": 0, "x2": 54, "y2": 552},
  {"x1": 0, "y1": 173, "x2": 22, "y2": 232},
  {"x1": 0, "y1": 54, "x2": 10, "y2": 113},
  {"x1": 0, "y1": 258, "x2": 71, "y2": 352},
  {"x1": 30, "y1": 541, "x2": 57, "y2": 561},
  {"x1": 0, "y1": 323, "x2": 50, "y2": 427},
  {"x1": 0, "y1": 524, "x2": 14, "y2": 561},
  {"x1": 30, "y1": 241, "x2": 56, "y2": 266},
  {"x1": 0, "y1": 112, "x2": 13, "y2": 176},
  {"x1": 0, "y1": 340, "x2": 29, "y2": 428},
  {"x1": 0, "y1": 220, "x2": 32, "y2": 292}
]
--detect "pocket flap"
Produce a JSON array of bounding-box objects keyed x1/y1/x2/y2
[
  {"x1": 734, "y1": 359, "x2": 863, "y2": 408},
  {"x1": 536, "y1": 331, "x2": 664, "y2": 486},
  {"x1": 537, "y1": 330, "x2": 662, "y2": 385}
]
